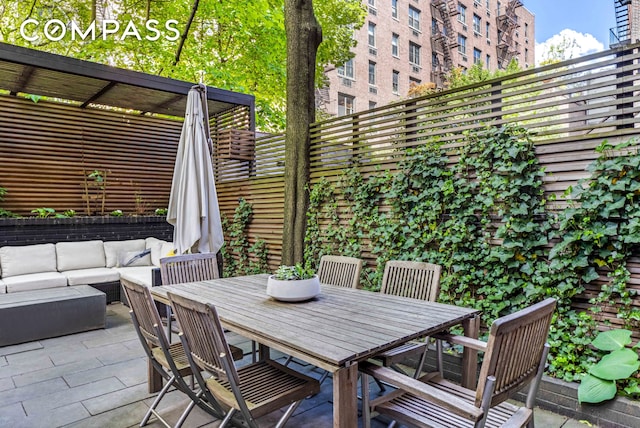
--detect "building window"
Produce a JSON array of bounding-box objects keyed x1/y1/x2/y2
[
  {"x1": 525, "y1": 47, "x2": 529, "y2": 62},
  {"x1": 369, "y1": 101, "x2": 377, "y2": 109},
  {"x1": 486, "y1": 54, "x2": 490, "y2": 67},
  {"x1": 486, "y1": 22, "x2": 490, "y2": 38},
  {"x1": 337, "y1": 58, "x2": 354, "y2": 79},
  {"x1": 368, "y1": 61, "x2": 376, "y2": 85},
  {"x1": 391, "y1": 33, "x2": 399, "y2": 57},
  {"x1": 486, "y1": 0, "x2": 490, "y2": 8},
  {"x1": 409, "y1": 42, "x2": 421, "y2": 66},
  {"x1": 368, "y1": 22, "x2": 376, "y2": 47},
  {"x1": 473, "y1": 14, "x2": 481, "y2": 34},
  {"x1": 432, "y1": 18, "x2": 438, "y2": 35},
  {"x1": 368, "y1": 0, "x2": 375, "y2": 7},
  {"x1": 458, "y1": 34, "x2": 467, "y2": 55},
  {"x1": 432, "y1": 52, "x2": 439, "y2": 69},
  {"x1": 473, "y1": 48, "x2": 482, "y2": 64},
  {"x1": 392, "y1": 70, "x2": 399, "y2": 94},
  {"x1": 409, "y1": 6, "x2": 421, "y2": 31},
  {"x1": 338, "y1": 93, "x2": 355, "y2": 116},
  {"x1": 458, "y1": 3, "x2": 466, "y2": 24},
  {"x1": 525, "y1": 22, "x2": 529, "y2": 37},
  {"x1": 410, "y1": 77, "x2": 421, "y2": 88},
  {"x1": 391, "y1": 0, "x2": 398, "y2": 19}
]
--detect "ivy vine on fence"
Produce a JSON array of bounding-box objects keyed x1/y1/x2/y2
[
  {"x1": 221, "y1": 197, "x2": 269, "y2": 277},
  {"x1": 303, "y1": 125, "x2": 640, "y2": 386}
]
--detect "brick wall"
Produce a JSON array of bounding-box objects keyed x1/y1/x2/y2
[{"x1": 0, "y1": 216, "x2": 173, "y2": 247}]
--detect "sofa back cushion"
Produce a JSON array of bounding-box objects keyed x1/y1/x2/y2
[
  {"x1": 104, "y1": 239, "x2": 146, "y2": 268},
  {"x1": 0, "y1": 243, "x2": 58, "y2": 278},
  {"x1": 146, "y1": 237, "x2": 175, "y2": 267},
  {"x1": 56, "y1": 240, "x2": 106, "y2": 271}
]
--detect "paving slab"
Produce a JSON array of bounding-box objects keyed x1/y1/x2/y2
[
  {"x1": 0, "y1": 377, "x2": 68, "y2": 408},
  {"x1": 21, "y1": 402, "x2": 90, "y2": 428},
  {"x1": 12, "y1": 357, "x2": 103, "y2": 388},
  {"x1": 82, "y1": 382, "x2": 150, "y2": 415},
  {"x1": 22, "y1": 377, "x2": 125, "y2": 414},
  {"x1": 63, "y1": 356, "x2": 147, "y2": 388}
]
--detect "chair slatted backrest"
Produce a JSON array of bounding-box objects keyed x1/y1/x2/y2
[
  {"x1": 317, "y1": 255, "x2": 363, "y2": 288},
  {"x1": 380, "y1": 260, "x2": 442, "y2": 301},
  {"x1": 168, "y1": 291, "x2": 238, "y2": 385},
  {"x1": 121, "y1": 279, "x2": 164, "y2": 348},
  {"x1": 160, "y1": 253, "x2": 219, "y2": 285},
  {"x1": 476, "y1": 298, "x2": 557, "y2": 407}
]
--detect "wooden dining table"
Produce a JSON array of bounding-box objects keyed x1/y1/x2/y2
[{"x1": 150, "y1": 274, "x2": 480, "y2": 428}]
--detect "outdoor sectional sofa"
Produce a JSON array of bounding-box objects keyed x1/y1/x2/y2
[
  {"x1": 0, "y1": 237, "x2": 174, "y2": 300},
  {"x1": 0, "y1": 237, "x2": 174, "y2": 346}
]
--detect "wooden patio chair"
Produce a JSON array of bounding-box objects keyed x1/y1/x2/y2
[
  {"x1": 167, "y1": 291, "x2": 320, "y2": 428},
  {"x1": 121, "y1": 279, "x2": 226, "y2": 427},
  {"x1": 317, "y1": 255, "x2": 363, "y2": 288},
  {"x1": 360, "y1": 298, "x2": 557, "y2": 428},
  {"x1": 373, "y1": 260, "x2": 442, "y2": 380},
  {"x1": 159, "y1": 252, "x2": 220, "y2": 285}
]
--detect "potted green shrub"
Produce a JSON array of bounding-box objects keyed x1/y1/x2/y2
[{"x1": 266, "y1": 264, "x2": 320, "y2": 302}]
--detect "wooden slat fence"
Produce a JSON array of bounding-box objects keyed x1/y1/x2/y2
[
  {"x1": 214, "y1": 44, "x2": 640, "y2": 327},
  {"x1": 0, "y1": 94, "x2": 252, "y2": 217}
]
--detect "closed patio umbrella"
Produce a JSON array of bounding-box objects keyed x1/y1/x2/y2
[{"x1": 167, "y1": 84, "x2": 224, "y2": 255}]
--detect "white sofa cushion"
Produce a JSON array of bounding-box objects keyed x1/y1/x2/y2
[
  {"x1": 56, "y1": 241, "x2": 106, "y2": 271},
  {"x1": 103, "y1": 240, "x2": 146, "y2": 268},
  {"x1": 0, "y1": 243, "x2": 58, "y2": 278},
  {"x1": 146, "y1": 238, "x2": 175, "y2": 267},
  {"x1": 0, "y1": 280, "x2": 5, "y2": 293},
  {"x1": 63, "y1": 268, "x2": 120, "y2": 286},
  {"x1": 3, "y1": 272, "x2": 68, "y2": 293},
  {"x1": 117, "y1": 266, "x2": 156, "y2": 288}
]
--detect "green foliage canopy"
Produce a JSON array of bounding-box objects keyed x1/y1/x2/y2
[{"x1": 0, "y1": 0, "x2": 365, "y2": 131}]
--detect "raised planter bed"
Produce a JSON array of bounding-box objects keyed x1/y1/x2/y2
[{"x1": 0, "y1": 215, "x2": 172, "y2": 248}]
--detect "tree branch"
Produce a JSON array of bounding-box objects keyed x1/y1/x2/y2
[{"x1": 172, "y1": 0, "x2": 200, "y2": 67}]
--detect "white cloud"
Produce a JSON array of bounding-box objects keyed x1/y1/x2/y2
[{"x1": 535, "y1": 29, "x2": 605, "y2": 65}]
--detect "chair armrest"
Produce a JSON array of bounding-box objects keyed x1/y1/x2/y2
[
  {"x1": 433, "y1": 333, "x2": 487, "y2": 352},
  {"x1": 359, "y1": 361, "x2": 483, "y2": 421}
]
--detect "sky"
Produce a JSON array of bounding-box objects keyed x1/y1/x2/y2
[{"x1": 523, "y1": 0, "x2": 617, "y2": 64}]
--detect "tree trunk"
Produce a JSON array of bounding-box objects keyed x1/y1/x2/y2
[{"x1": 282, "y1": 0, "x2": 322, "y2": 265}]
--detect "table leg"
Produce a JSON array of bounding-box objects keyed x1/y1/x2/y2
[
  {"x1": 333, "y1": 363, "x2": 358, "y2": 428},
  {"x1": 461, "y1": 314, "x2": 480, "y2": 389},
  {"x1": 148, "y1": 359, "x2": 163, "y2": 393}
]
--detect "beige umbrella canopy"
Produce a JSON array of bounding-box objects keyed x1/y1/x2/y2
[{"x1": 167, "y1": 84, "x2": 224, "y2": 255}]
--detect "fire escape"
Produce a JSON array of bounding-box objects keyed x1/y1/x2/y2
[
  {"x1": 496, "y1": 0, "x2": 522, "y2": 69},
  {"x1": 610, "y1": 0, "x2": 631, "y2": 47},
  {"x1": 430, "y1": 0, "x2": 459, "y2": 86}
]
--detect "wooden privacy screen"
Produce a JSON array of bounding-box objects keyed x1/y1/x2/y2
[
  {"x1": 0, "y1": 95, "x2": 253, "y2": 217},
  {"x1": 0, "y1": 94, "x2": 181, "y2": 215},
  {"x1": 213, "y1": 42, "x2": 640, "y2": 321}
]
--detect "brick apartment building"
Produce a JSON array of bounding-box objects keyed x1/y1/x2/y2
[{"x1": 319, "y1": 0, "x2": 535, "y2": 116}]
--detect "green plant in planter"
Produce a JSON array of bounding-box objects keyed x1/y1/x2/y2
[
  {"x1": 110, "y1": 209, "x2": 123, "y2": 217},
  {"x1": 31, "y1": 207, "x2": 55, "y2": 218},
  {"x1": 155, "y1": 208, "x2": 168, "y2": 215},
  {"x1": 273, "y1": 264, "x2": 316, "y2": 280},
  {"x1": 578, "y1": 329, "x2": 640, "y2": 403}
]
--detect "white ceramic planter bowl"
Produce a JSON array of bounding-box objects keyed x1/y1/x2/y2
[{"x1": 266, "y1": 275, "x2": 321, "y2": 302}]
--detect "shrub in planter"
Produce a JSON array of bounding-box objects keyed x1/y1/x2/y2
[{"x1": 266, "y1": 264, "x2": 320, "y2": 302}]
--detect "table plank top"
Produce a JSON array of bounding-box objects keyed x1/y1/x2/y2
[{"x1": 151, "y1": 274, "x2": 478, "y2": 372}]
